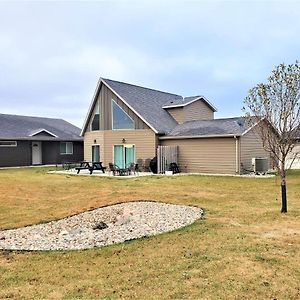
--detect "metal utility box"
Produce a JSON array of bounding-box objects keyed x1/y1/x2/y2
[{"x1": 252, "y1": 157, "x2": 268, "y2": 174}]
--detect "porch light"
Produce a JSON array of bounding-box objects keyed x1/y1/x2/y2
[{"x1": 122, "y1": 138, "x2": 126, "y2": 143}]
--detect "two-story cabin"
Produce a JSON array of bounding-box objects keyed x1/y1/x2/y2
[{"x1": 81, "y1": 78, "x2": 271, "y2": 174}]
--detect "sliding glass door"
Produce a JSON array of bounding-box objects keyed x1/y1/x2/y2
[
  {"x1": 114, "y1": 145, "x2": 135, "y2": 168},
  {"x1": 114, "y1": 145, "x2": 124, "y2": 168}
]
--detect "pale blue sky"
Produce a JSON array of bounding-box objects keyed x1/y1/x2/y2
[{"x1": 0, "y1": 0, "x2": 299, "y2": 127}]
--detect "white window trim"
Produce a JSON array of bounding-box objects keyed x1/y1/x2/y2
[
  {"x1": 111, "y1": 99, "x2": 135, "y2": 130},
  {"x1": 0, "y1": 141, "x2": 17, "y2": 147},
  {"x1": 60, "y1": 142, "x2": 73, "y2": 155}
]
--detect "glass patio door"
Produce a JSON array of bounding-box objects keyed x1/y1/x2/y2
[
  {"x1": 114, "y1": 145, "x2": 135, "y2": 168},
  {"x1": 114, "y1": 145, "x2": 124, "y2": 168}
]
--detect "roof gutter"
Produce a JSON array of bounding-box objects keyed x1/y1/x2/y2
[{"x1": 159, "y1": 134, "x2": 241, "y2": 140}]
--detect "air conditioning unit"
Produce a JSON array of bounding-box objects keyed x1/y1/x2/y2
[{"x1": 252, "y1": 157, "x2": 268, "y2": 174}]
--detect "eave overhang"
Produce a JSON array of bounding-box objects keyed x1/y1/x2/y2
[{"x1": 159, "y1": 134, "x2": 240, "y2": 140}]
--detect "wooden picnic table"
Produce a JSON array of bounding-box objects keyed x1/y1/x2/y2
[{"x1": 75, "y1": 161, "x2": 106, "y2": 174}]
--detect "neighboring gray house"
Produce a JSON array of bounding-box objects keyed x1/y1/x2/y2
[
  {"x1": 81, "y1": 77, "x2": 272, "y2": 174},
  {"x1": 0, "y1": 113, "x2": 83, "y2": 167}
]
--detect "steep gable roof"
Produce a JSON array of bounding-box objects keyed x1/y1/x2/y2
[
  {"x1": 160, "y1": 117, "x2": 253, "y2": 139},
  {"x1": 101, "y1": 78, "x2": 180, "y2": 134},
  {"x1": 0, "y1": 113, "x2": 82, "y2": 141},
  {"x1": 81, "y1": 78, "x2": 218, "y2": 135}
]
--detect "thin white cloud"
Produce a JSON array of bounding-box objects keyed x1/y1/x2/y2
[{"x1": 0, "y1": 1, "x2": 299, "y2": 127}]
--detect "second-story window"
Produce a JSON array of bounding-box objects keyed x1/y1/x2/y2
[
  {"x1": 91, "y1": 103, "x2": 100, "y2": 131},
  {"x1": 112, "y1": 99, "x2": 135, "y2": 130}
]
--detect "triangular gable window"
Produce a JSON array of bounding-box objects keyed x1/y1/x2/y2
[{"x1": 112, "y1": 99, "x2": 135, "y2": 130}]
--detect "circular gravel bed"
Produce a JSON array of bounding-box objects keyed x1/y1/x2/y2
[{"x1": 0, "y1": 201, "x2": 203, "y2": 251}]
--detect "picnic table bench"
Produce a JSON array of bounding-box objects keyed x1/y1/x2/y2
[{"x1": 75, "y1": 161, "x2": 106, "y2": 174}]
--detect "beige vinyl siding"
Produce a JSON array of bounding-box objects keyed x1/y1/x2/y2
[
  {"x1": 166, "y1": 107, "x2": 185, "y2": 124},
  {"x1": 184, "y1": 100, "x2": 214, "y2": 121},
  {"x1": 166, "y1": 100, "x2": 214, "y2": 124},
  {"x1": 83, "y1": 131, "x2": 105, "y2": 161},
  {"x1": 83, "y1": 129, "x2": 156, "y2": 165},
  {"x1": 160, "y1": 137, "x2": 237, "y2": 174},
  {"x1": 240, "y1": 128, "x2": 272, "y2": 172}
]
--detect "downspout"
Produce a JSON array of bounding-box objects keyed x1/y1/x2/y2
[{"x1": 234, "y1": 136, "x2": 239, "y2": 174}]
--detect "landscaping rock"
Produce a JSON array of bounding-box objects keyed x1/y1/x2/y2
[{"x1": 0, "y1": 201, "x2": 203, "y2": 251}]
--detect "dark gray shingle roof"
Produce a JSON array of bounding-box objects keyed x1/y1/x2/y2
[
  {"x1": 0, "y1": 113, "x2": 82, "y2": 140},
  {"x1": 166, "y1": 117, "x2": 250, "y2": 137},
  {"x1": 102, "y1": 78, "x2": 182, "y2": 133}
]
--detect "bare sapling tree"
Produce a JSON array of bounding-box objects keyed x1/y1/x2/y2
[{"x1": 244, "y1": 61, "x2": 300, "y2": 213}]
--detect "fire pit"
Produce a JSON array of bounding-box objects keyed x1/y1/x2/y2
[{"x1": 93, "y1": 222, "x2": 108, "y2": 230}]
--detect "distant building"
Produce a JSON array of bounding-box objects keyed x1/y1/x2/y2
[{"x1": 0, "y1": 113, "x2": 83, "y2": 167}]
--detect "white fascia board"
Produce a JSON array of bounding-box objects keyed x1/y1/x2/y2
[
  {"x1": 162, "y1": 96, "x2": 218, "y2": 112},
  {"x1": 159, "y1": 134, "x2": 239, "y2": 140},
  {"x1": 80, "y1": 78, "x2": 102, "y2": 136},
  {"x1": 241, "y1": 118, "x2": 264, "y2": 136},
  {"x1": 242, "y1": 117, "x2": 280, "y2": 138},
  {"x1": 101, "y1": 79, "x2": 158, "y2": 134},
  {"x1": 29, "y1": 129, "x2": 58, "y2": 138}
]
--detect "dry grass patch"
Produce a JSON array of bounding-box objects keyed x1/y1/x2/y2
[{"x1": 0, "y1": 167, "x2": 299, "y2": 299}]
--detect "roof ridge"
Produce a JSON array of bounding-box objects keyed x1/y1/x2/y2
[
  {"x1": 0, "y1": 113, "x2": 64, "y2": 121},
  {"x1": 101, "y1": 77, "x2": 182, "y2": 98},
  {"x1": 184, "y1": 95, "x2": 202, "y2": 99}
]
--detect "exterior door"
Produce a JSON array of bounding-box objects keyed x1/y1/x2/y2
[
  {"x1": 32, "y1": 141, "x2": 42, "y2": 165},
  {"x1": 92, "y1": 145, "x2": 100, "y2": 162}
]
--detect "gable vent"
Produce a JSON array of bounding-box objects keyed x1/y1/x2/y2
[{"x1": 29, "y1": 129, "x2": 58, "y2": 138}]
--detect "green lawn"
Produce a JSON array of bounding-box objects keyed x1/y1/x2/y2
[{"x1": 0, "y1": 167, "x2": 299, "y2": 299}]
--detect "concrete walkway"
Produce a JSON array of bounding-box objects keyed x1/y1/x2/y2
[
  {"x1": 49, "y1": 169, "x2": 275, "y2": 179},
  {"x1": 49, "y1": 169, "x2": 155, "y2": 178}
]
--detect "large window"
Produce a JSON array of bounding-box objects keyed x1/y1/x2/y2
[
  {"x1": 60, "y1": 142, "x2": 73, "y2": 155},
  {"x1": 0, "y1": 141, "x2": 17, "y2": 147},
  {"x1": 91, "y1": 103, "x2": 100, "y2": 131},
  {"x1": 112, "y1": 99, "x2": 135, "y2": 130}
]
